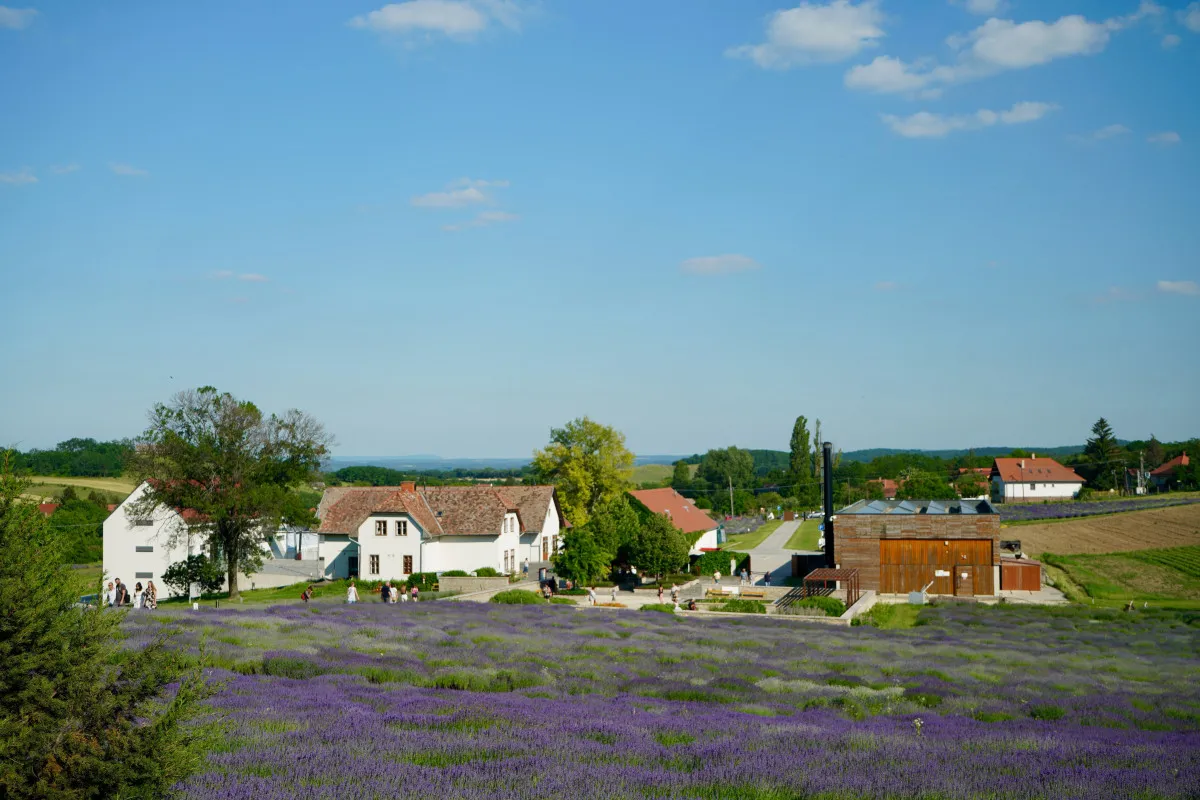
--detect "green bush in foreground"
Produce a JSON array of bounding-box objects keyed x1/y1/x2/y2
[
  {"x1": 641, "y1": 603, "x2": 677, "y2": 614},
  {"x1": 490, "y1": 589, "x2": 545, "y2": 605},
  {"x1": 794, "y1": 596, "x2": 846, "y2": 617},
  {"x1": 440, "y1": 570, "x2": 470, "y2": 577},
  {"x1": 716, "y1": 598, "x2": 765, "y2": 614},
  {"x1": 0, "y1": 460, "x2": 215, "y2": 799},
  {"x1": 475, "y1": 567, "x2": 500, "y2": 577}
]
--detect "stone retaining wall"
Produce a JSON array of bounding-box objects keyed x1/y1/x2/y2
[{"x1": 438, "y1": 576, "x2": 512, "y2": 595}]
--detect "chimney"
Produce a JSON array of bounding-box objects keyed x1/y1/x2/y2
[
  {"x1": 1031, "y1": 453, "x2": 1036, "y2": 460},
  {"x1": 400, "y1": 481, "x2": 416, "y2": 492},
  {"x1": 822, "y1": 441, "x2": 835, "y2": 569},
  {"x1": 1019, "y1": 460, "x2": 1025, "y2": 470}
]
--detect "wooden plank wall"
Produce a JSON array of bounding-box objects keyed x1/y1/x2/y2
[{"x1": 879, "y1": 539, "x2": 993, "y2": 595}]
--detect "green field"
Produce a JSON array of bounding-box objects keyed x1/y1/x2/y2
[
  {"x1": 722, "y1": 519, "x2": 781, "y2": 550},
  {"x1": 785, "y1": 518, "x2": 821, "y2": 550},
  {"x1": 22, "y1": 475, "x2": 137, "y2": 503},
  {"x1": 631, "y1": 463, "x2": 698, "y2": 486},
  {"x1": 1043, "y1": 545, "x2": 1200, "y2": 610}
]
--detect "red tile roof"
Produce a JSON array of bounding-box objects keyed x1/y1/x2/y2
[
  {"x1": 959, "y1": 467, "x2": 991, "y2": 475},
  {"x1": 39, "y1": 503, "x2": 59, "y2": 516},
  {"x1": 868, "y1": 478, "x2": 899, "y2": 499},
  {"x1": 494, "y1": 485, "x2": 571, "y2": 531},
  {"x1": 627, "y1": 488, "x2": 716, "y2": 534},
  {"x1": 1151, "y1": 453, "x2": 1189, "y2": 478},
  {"x1": 991, "y1": 457, "x2": 1084, "y2": 484}
]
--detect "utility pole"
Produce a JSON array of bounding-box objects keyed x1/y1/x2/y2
[
  {"x1": 728, "y1": 476, "x2": 734, "y2": 517},
  {"x1": 1139, "y1": 452, "x2": 1146, "y2": 496}
]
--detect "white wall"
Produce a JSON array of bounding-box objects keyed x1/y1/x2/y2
[
  {"x1": 424, "y1": 536, "x2": 499, "y2": 574},
  {"x1": 102, "y1": 482, "x2": 200, "y2": 592},
  {"x1": 522, "y1": 502, "x2": 563, "y2": 564},
  {"x1": 356, "y1": 513, "x2": 424, "y2": 579},
  {"x1": 320, "y1": 535, "x2": 355, "y2": 579},
  {"x1": 993, "y1": 477, "x2": 1082, "y2": 502},
  {"x1": 689, "y1": 528, "x2": 719, "y2": 556}
]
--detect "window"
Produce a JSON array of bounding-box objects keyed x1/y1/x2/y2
[
  {"x1": 1030, "y1": 483, "x2": 1037, "y2": 490},
  {"x1": 505, "y1": 550, "x2": 511, "y2": 572},
  {"x1": 135, "y1": 545, "x2": 154, "y2": 553},
  {"x1": 375, "y1": 520, "x2": 387, "y2": 536},
  {"x1": 133, "y1": 519, "x2": 154, "y2": 527},
  {"x1": 396, "y1": 520, "x2": 408, "y2": 536},
  {"x1": 369, "y1": 555, "x2": 380, "y2": 575},
  {"x1": 403, "y1": 555, "x2": 412, "y2": 575},
  {"x1": 551, "y1": 535, "x2": 558, "y2": 553},
  {"x1": 135, "y1": 572, "x2": 152, "y2": 579}
]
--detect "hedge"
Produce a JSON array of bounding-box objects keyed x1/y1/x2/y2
[
  {"x1": 640, "y1": 603, "x2": 677, "y2": 614},
  {"x1": 793, "y1": 596, "x2": 846, "y2": 617},
  {"x1": 715, "y1": 598, "x2": 765, "y2": 614},
  {"x1": 441, "y1": 570, "x2": 470, "y2": 578},
  {"x1": 693, "y1": 550, "x2": 749, "y2": 577},
  {"x1": 475, "y1": 567, "x2": 500, "y2": 577},
  {"x1": 489, "y1": 589, "x2": 545, "y2": 605}
]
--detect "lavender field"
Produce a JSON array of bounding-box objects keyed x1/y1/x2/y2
[
  {"x1": 998, "y1": 496, "x2": 1200, "y2": 522},
  {"x1": 130, "y1": 602, "x2": 1200, "y2": 799}
]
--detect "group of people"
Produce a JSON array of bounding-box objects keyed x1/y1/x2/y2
[
  {"x1": 328, "y1": 579, "x2": 421, "y2": 605},
  {"x1": 104, "y1": 578, "x2": 157, "y2": 609},
  {"x1": 655, "y1": 583, "x2": 681, "y2": 605}
]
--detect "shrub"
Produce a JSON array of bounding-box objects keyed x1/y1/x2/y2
[
  {"x1": 716, "y1": 598, "x2": 765, "y2": 614},
  {"x1": 693, "y1": 550, "x2": 749, "y2": 577},
  {"x1": 793, "y1": 596, "x2": 846, "y2": 617},
  {"x1": 557, "y1": 588, "x2": 588, "y2": 596},
  {"x1": 549, "y1": 597, "x2": 576, "y2": 605},
  {"x1": 441, "y1": 570, "x2": 469, "y2": 578},
  {"x1": 162, "y1": 554, "x2": 226, "y2": 598},
  {"x1": 490, "y1": 590, "x2": 545, "y2": 605},
  {"x1": 1030, "y1": 704, "x2": 1066, "y2": 721},
  {"x1": 641, "y1": 603, "x2": 676, "y2": 614},
  {"x1": 475, "y1": 567, "x2": 500, "y2": 578}
]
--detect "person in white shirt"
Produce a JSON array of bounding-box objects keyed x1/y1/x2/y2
[
  {"x1": 587, "y1": 586, "x2": 597, "y2": 606},
  {"x1": 346, "y1": 580, "x2": 359, "y2": 604},
  {"x1": 132, "y1": 582, "x2": 144, "y2": 609},
  {"x1": 103, "y1": 581, "x2": 115, "y2": 607}
]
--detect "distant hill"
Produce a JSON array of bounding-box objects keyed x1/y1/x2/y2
[
  {"x1": 327, "y1": 454, "x2": 688, "y2": 472},
  {"x1": 840, "y1": 445, "x2": 1091, "y2": 462}
]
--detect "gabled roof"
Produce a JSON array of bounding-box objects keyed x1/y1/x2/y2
[
  {"x1": 991, "y1": 457, "x2": 1084, "y2": 484},
  {"x1": 494, "y1": 485, "x2": 570, "y2": 532},
  {"x1": 838, "y1": 498, "x2": 999, "y2": 515},
  {"x1": 627, "y1": 488, "x2": 717, "y2": 534},
  {"x1": 868, "y1": 478, "x2": 900, "y2": 499},
  {"x1": 419, "y1": 486, "x2": 521, "y2": 537},
  {"x1": 317, "y1": 487, "x2": 444, "y2": 536},
  {"x1": 1151, "y1": 453, "x2": 1189, "y2": 478}
]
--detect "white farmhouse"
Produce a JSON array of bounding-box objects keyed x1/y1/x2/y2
[
  {"x1": 315, "y1": 482, "x2": 568, "y2": 580},
  {"x1": 103, "y1": 482, "x2": 322, "y2": 595},
  {"x1": 627, "y1": 487, "x2": 720, "y2": 555},
  {"x1": 990, "y1": 456, "x2": 1085, "y2": 502}
]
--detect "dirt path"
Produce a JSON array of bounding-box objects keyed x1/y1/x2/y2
[{"x1": 1017, "y1": 503, "x2": 1200, "y2": 556}]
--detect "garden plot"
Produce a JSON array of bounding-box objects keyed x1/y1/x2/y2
[
  {"x1": 1015, "y1": 502, "x2": 1200, "y2": 556},
  {"x1": 131, "y1": 602, "x2": 1200, "y2": 799}
]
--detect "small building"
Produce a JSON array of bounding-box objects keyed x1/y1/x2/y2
[
  {"x1": 867, "y1": 478, "x2": 899, "y2": 500},
  {"x1": 627, "y1": 487, "x2": 720, "y2": 554},
  {"x1": 1150, "y1": 453, "x2": 1189, "y2": 489},
  {"x1": 316, "y1": 482, "x2": 568, "y2": 580},
  {"x1": 1000, "y1": 557, "x2": 1042, "y2": 591},
  {"x1": 832, "y1": 498, "x2": 1001, "y2": 596},
  {"x1": 990, "y1": 455, "x2": 1084, "y2": 502}
]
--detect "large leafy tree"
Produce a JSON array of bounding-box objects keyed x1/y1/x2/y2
[
  {"x1": 627, "y1": 512, "x2": 689, "y2": 578},
  {"x1": 552, "y1": 527, "x2": 612, "y2": 585},
  {"x1": 0, "y1": 457, "x2": 213, "y2": 798},
  {"x1": 671, "y1": 460, "x2": 691, "y2": 491},
  {"x1": 128, "y1": 387, "x2": 331, "y2": 600},
  {"x1": 954, "y1": 472, "x2": 988, "y2": 498},
  {"x1": 1084, "y1": 418, "x2": 1122, "y2": 490},
  {"x1": 587, "y1": 495, "x2": 641, "y2": 562},
  {"x1": 1145, "y1": 435, "x2": 1165, "y2": 469},
  {"x1": 532, "y1": 417, "x2": 634, "y2": 528},
  {"x1": 698, "y1": 447, "x2": 754, "y2": 491},
  {"x1": 895, "y1": 470, "x2": 958, "y2": 501}
]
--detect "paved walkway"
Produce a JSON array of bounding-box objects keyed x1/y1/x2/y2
[{"x1": 741, "y1": 519, "x2": 823, "y2": 585}]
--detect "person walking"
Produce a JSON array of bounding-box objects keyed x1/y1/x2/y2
[
  {"x1": 301, "y1": 586, "x2": 312, "y2": 603},
  {"x1": 410, "y1": 585, "x2": 419, "y2": 602},
  {"x1": 610, "y1": 586, "x2": 617, "y2": 603},
  {"x1": 104, "y1": 581, "x2": 115, "y2": 607},
  {"x1": 588, "y1": 586, "x2": 597, "y2": 606},
  {"x1": 522, "y1": 558, "x2": 529, "y2": 576},
  {"x1": 346, "y1": 580, "x2": 359, "y2": 604},
  {"x1": 670, "y1": 584, "x2": 679, "y2": 605},
  {"x1": 381, "y1": 581, "x2": 391, "y2": 604},
  {"x1": 114, "y1": 579, "x2": 127, "y2": 607},
  {"x1": 657, "y1": 585, "x2": 664, "y2": 603},
  {"x1": 132, "y1": 582, "x2": 144, "y2": 609},
  {"x1": 146, "y1": 580, "x2": 158, "y2": 610}
]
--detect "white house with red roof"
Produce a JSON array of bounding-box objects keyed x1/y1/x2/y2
[
  {"x1": 314, "y1": 482, "x2": 568, "y2": 580},
  {"x1": 627, "y1": 487, "x2": 720, "y2": 555},
  {"x1": 990, "y1": 456, "x2": 1085, "y2": 502},
  {"x1": 1150, "y1": 453, "x2": 1190, "y2": 489}
]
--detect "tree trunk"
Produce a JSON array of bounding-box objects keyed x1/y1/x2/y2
[
  {"x1": 227, "y1": 564, "x2": 239, "y2": 600},
  {"x1": 222, "y1": 523, "x2": 240, "y2": 600}
]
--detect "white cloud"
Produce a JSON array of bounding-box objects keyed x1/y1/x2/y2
[
  {"x1": 110, "y1": 163, "x2": 149, "y2": 177},
  {"x1": 412, "y1": 178, "x2": 508, "y2": 208},
  {"x1": 847, "y1": 6, "x2": 1157, "y2": 98},
  {"x1": 882, "y1": 101, "x2": 1057, "y2": 138},
  {"x1": 238, "y1": 273, "x2": 269, "y2": 282},
  {"x1": 348, "y1": 0, "x2": 523, "y2": 39},
  {"x1": 1182, "y1": 3, "x2": 1200, "y2": 33},
  {"x1": 1148, "y1": 131, "x2": 1181, "y2": 145},
  {"x1": 0, "y1": 6, "x2": 37, "y2": 30},
  {"x1": 949, "y1": 0, "x2": 1007, "y2": 15},
  {"x1": 442, "y1": 209, "x2": 519, "y2": 231},
  {"x1": 680, "y1": 254, "x2": 761, "y2": 275},
  {"x1": 1157, "y1": 280, "x2": 1199, "y2": 296},
  {"x1": 1162, "y1": 33, "x2": 1181, "y2": 48},
  {"x1": 50, "y1": 164, "x2": 81, "y2": 175},
  {"x1": 727, "y1": 1, "x2": 885, "y2": 68},
  {"x1": 0, "y1": 168, "x2": 37, "y2": 185}
]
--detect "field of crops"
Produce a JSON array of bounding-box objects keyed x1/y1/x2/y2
[
  {"x1": 127, "y1": 600, "x2": 1200, "y2": 799},
  {"x1": 1129, "y1": 546, "x2": 1200, "y2": 580},
  {"x1": 999, "y1": 496, "x2": 1200, "y2": 523}
]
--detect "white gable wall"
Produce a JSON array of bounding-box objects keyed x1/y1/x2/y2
[
  {"x1": 102, "y1": 482, "x2": 200, "y2": 590},
  {"x1": 689, "y1": 528, "x2": 720, "y2": 555},
  {"x1": 357, "y1": 513, "x2": 424, "y2": 579}
]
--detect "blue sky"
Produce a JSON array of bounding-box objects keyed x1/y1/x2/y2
[{"x1": 1, "y1": 0, "x2": 1197, "y2": 457}]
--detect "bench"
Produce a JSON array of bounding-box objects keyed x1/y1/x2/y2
[{"x1": 740, "y1": 589, "x2": 766, "y2": 599}]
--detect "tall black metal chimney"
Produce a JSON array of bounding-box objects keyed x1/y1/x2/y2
[{"x1": 822, "y1": 441, "x2": 835, "y2": 569}]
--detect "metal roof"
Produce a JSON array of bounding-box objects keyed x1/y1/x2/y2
[{"x1": 837, "y1": 498, "x2": 998, "y2": 515}]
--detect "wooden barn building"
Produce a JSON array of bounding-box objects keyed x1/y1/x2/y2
[{"x1": 832, "y1": 499, "x2": 1001, "y2": 597}]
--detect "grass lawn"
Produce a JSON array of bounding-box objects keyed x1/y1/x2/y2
[
  {"x1": 722, "y1": 519, "x2": 781, "y2": 550},
  {"x1": 158, "y1": 578, "x2": 461, "y2": 608},
  {"x1": 631, "y1": 463, "x2": 672, "y2": 485},
  {"x1": 23, "y1": 475, "x2": 137, "y2": 503},
  {"x1": 785, "y1": 518, "x2": 821, "y2": 550},
  {"x1": 1042, "y1": 545, "x2": 1200, "y2": 610}
]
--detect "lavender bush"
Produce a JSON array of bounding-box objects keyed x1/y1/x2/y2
[
  {"x1": 999, "y1": 496, "x2": 1200, "y2": 522},
  {"x1": 125, "y1": 602, "x2": 1200, "y2": 799}
]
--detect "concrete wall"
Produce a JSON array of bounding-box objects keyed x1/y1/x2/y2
[
  {"x1": 438, "y1": 576, "x2": 511, "y2": 594},
  {"x1": 833, "y1": 512, "x2": 1001, "y2": 594}
]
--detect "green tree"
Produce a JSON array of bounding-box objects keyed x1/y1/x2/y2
[
  {"x1": 128, "y1": 387, "x2": 332, "y2": 600},
  {"x1": 671, "y1": 460, "x2": 691, "y2": 490},
  {"x1": 552, "y1": 527, "x2": 612, "y2": 585},
  {"x1": 698, "y1": 447, "x2": 754, "y2": 495},
  {"x1": 532, "y1": 417, "x2": 634, "y2": 528},
  {"x1": 586, "y1": 495, "x2": 641, "y2": 562},
  {"x1": 47, "y1": 499, "x2": 109, "y2": 565},
  {"x1": 1145, "y1": 435, "x2": 1165, "y2": 468},
  {"x1": 161, "y1": 554, "x2": 226, "y2": 598},
  {"x1": 789, "y1": 416, "x2": 811, "y2": 485},
  {"x1": 0, "y1": 457, "x2": 214, "y2": 798},
  {"x1": 627, "y1": 512, "x2": 689, "y2": 578},
  {"x1": 895, "y1": 470, "x2": 958, "y2": 501},
  {"x1": 1084, "y1": 418, "x2": 1122, "y2": 490},
  {"x1": 954, "y1": 472, "x2": 988, "y2": 498}
]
